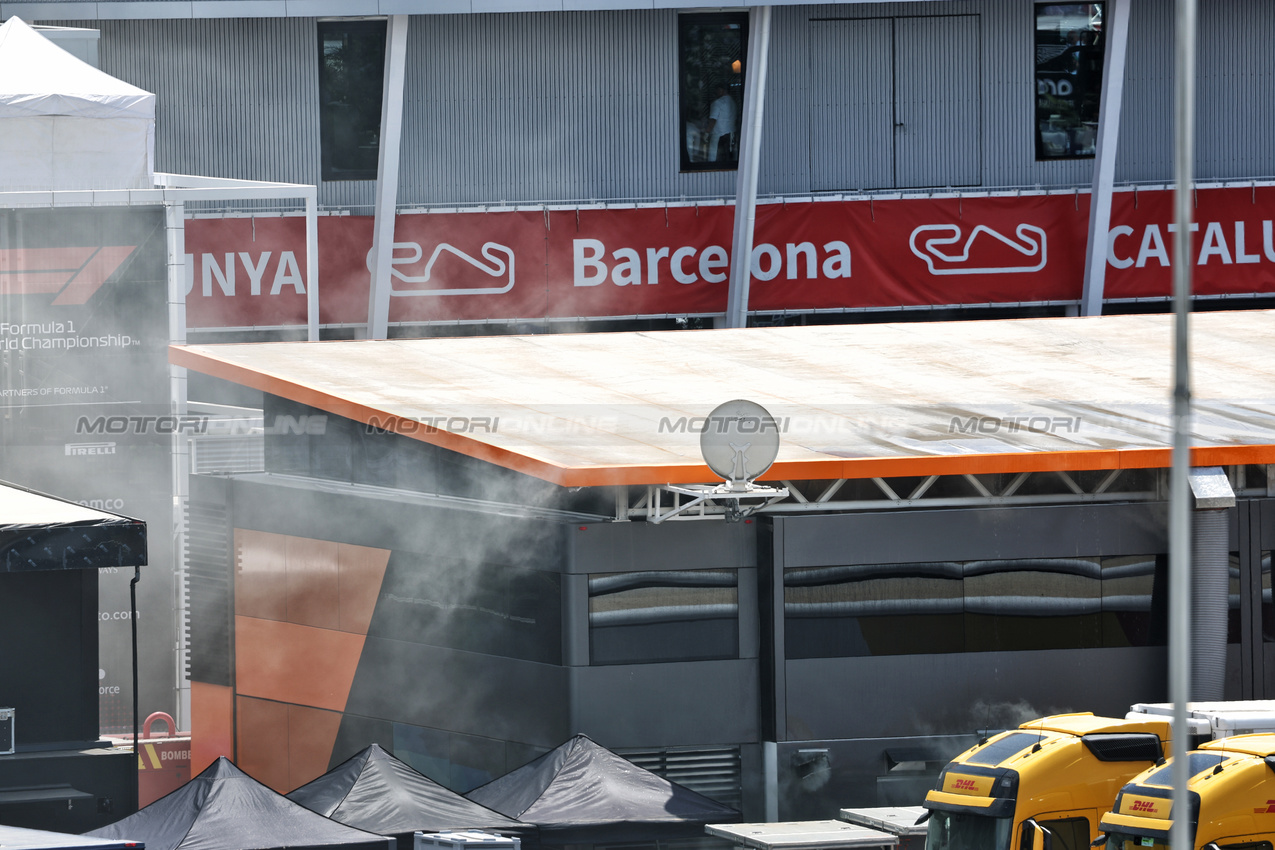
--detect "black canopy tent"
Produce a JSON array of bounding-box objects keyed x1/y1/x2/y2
[
  {"x1": 0, "y1": 481, "x2": 146, "y2": 832},
  {"x1": 86, "y1": 758, "x2": 395, "y2": 850},
  {"x1": 0, "y1": 824, "x2": 144, "y2": 850},
  {"x1": 465, "y1": 736, "x2": 740, "y2": 845},
  {"x1": 0, "y1": 481, "x2": 146, "y2": 573},
  {"x1": 288, "y1": 745, "x2": 536, "y2": 850}
]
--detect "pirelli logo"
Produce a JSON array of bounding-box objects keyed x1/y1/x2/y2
[
  {"x1": 943, "y1": 773, "x2": 993, "y2": 796},
  {"x1": 1121, "y1": 795, "x2": 1170, "y2": 819}
]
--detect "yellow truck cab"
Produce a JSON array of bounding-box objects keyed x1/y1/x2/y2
[
  {"x1": 1099, "y1": 732, "x2": 1275, "y2": 850},
  {"x1": 923, "y1": 713, "x2": 1171, "y2": 850}
]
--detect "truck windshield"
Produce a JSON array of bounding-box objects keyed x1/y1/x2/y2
[
  {"x1": 1104, "y1": 832, "x2": 1168, "y2": 849},
  {"x1": 926, "y1": 810, "x2": 1012, "y2": 850}
]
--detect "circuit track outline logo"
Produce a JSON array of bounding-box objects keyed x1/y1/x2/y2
[
  {"x1": 909, "y1": 223, "x2": 1048, "y2": 275},
  {"x1": 371, "y1": 241, "x2": 516, "y2": 296}
]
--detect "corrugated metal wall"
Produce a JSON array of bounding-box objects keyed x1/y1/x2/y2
[
  {"x1": 67, "y1": 0, "x2": 1275, "y2": 211},
  {"x1": 88, "y1": 18, "x2": 326, "y2": 199}
]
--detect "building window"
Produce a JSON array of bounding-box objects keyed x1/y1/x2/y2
[
  {"x1": 589, "y1": 569, "x2": 739, "y2": 664},
  {"x1": 784, "y1": 555, "x2": 1165, "y2": 658},
  {"x1": 678, "y1": 13, "x2": 748, "y2": 172},
  {"x1": 1034, "y1": 3, "x2": 1104, "y2": 160},
  {"x1": 318, "y1": 20, "x2": 387, "y2": 181}
]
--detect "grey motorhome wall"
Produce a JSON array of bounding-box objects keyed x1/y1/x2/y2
[
  {"x1": 184, "y1": 398, "x2": 1275, "y2": 820},
  {"x1": 52, "y1": 0, "x2": 1275, "y2": 210}
]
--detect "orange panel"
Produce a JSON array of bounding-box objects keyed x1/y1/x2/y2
[
  {"x1": 236, "y1": 529, "x2": 288, "y2": 622},
  {"x1": 286, "y1": 536, "x2": 340, "y2": 630},
  {"x1": 287, "y1": 704, "x2": 343, "y2": 792},
  {"x1": 234, "y1": 616, "x2": 365, "y2": 712},
  {"x1": 338, "y1": 542, "x2": 390, "y2": 635},
  {"x1": 236, "y1": 696, "x2": 290, "y2": 793},
  {"x1": 190, "y1": 681, "x2": 233, "y2": 775}
]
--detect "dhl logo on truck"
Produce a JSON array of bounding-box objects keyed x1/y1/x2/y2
[
  {"x1": 943, "y1": 773, "x2": 994, "y2": 796},
  {"x1": 1253, "y1": 801, "x2": 1275, "y2": 814},
  {"x1": 1121, "y1": 796, "x2": 1170, "y2": 819}
]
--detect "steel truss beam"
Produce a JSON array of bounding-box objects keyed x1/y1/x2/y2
[{"x1": 624, "y1": 465, "x2": 1272, "y2": 521}]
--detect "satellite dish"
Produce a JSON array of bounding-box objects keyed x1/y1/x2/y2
[{"x1": 700, "y1": 399, "x2": 781, "y2": 487}]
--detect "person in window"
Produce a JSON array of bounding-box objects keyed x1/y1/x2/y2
[{"x1": 705, "y1": 84, "x2": 738, "y2": 163}]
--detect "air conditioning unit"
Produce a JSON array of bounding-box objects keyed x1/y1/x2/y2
[{"x1": 414, "y1": 833, "x2": 519, "y2": 850}]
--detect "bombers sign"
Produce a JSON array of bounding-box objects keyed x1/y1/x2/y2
[{"x1": 183, "y1": 185, "x2": 1275, "y2": 328}]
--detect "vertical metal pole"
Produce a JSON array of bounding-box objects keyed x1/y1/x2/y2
[
  {"x1": 165, "y1": 201, "x2": 191, "y2": 731},
  {"x1": 724, "y1": 6, "x2": 772, "y2": 330},
  {"x1": 366, "y1": 15, "x2": 409, "y2": 340},
  {"x1": 1168, "y1": 0, "x2": 1196, "y2": 847},
  {"x1": 1080, "y1": 0, "x2": 1132, "y2": 316},
  {"x1": 305, "y1": 192, "x2": 319, "y2": 342}
]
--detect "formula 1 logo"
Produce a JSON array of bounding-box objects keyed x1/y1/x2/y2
[
  {"x1": 0, "y1": 247, "x2": 138, "y2": 305},
  {"x1": 909, "y1": 224, "x2": 1048, "y2": 275},
  {"x1": 369, "y1": 241, "x2": 515, "y2": 297}
]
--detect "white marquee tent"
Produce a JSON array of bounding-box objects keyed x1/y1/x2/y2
[{"x1": 0, "y1": 16, "x2": 154, "y2": 191}]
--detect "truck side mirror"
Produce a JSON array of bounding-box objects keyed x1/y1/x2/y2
[{"x1": 1022, "y1": 819, "x2": 1053, "y2": 850}]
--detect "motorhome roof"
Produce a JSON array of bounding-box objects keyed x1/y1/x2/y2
[{"x1": 170, "y1": 310, "x2": 1275, "y2": 487}]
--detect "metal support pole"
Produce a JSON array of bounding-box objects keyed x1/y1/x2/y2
[
  {"x1": 1169, "y1": 0, "x2": 1196, "y2": 847},
  {"x1": 724, "y1": 6, "x2": 772, "y2": 330},
  {"x1": 366, "y1": 14, "x2": 409, "y2": 340},
  {"x1": 165, "y1": 201, "x2": 191, "y2": 729},
  {"x1": 1189, "y1": 468, "x2": 1235, "y2": 701},
  {"x1": 1080, "y1": 0, "x2": 1131, "y2": 316},
  {"x1": 305, "y1": 192, "x2": 319, "y2": 342}
]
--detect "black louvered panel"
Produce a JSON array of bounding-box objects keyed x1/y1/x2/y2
[{"x1": 621, "y1": 746, "x2": 743, "y2": 810}]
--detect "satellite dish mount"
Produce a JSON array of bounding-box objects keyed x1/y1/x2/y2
[{"x1": 652, "y1": 400, "x2": 788, "y2": 523}]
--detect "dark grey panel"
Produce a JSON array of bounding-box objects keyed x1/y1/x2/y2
[
  {"x1": 0, "y1": 570, "x2": 98, "y2": 747},
  {"x1": 330, "y1": 713, "x2": 395, "y2": 770},
  {"x1": 776, "y1": 503, "x2": 1169, "y2": 567},
  {"x1": 782, "y1": 646, "x2": 1166, "y2": 741},
  {"x1": 1261, "y1": 499, "x2": 1275, "y2": 547},
  {"x1": 346, "y1": 637, "x2": 569, "y2": 750},
  {"x1": 569, "y1": 659, "x2": 760, "y2": 748},
  {"x1": 568, "y1": 518, "x2": 756, "y2": 574}
]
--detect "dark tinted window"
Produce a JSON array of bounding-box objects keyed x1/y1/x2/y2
[
  {"x1": 590, "y1": 569, "x2": 738, "y2": 664},
  {"x1": 678, "y1": 13, "x2": 747, "y2": 172},
  {"x1": 1034, "y1": 3, "x2": 1105, "y2": 159},
  {"x1": 1032, "y1": 817, "x2": 1090, "y2": 850},
  {"x1": 785, "y1": 555, "x2": 1165, "y2": 658},
  {"x1": 318, "y1": 20, "x2": 387, "y2": 181}
]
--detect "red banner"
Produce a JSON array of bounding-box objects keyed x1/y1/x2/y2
[{"x1": 183, "y1": 186, "x2": 1275, "y2": 329}]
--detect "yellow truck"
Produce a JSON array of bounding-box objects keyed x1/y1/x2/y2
[
  {"x1": 1098, "y1": 732, "x2": 1275, "y2": 850},
  {"x1": 922, "y1": 713, "x2": 1173, "y2": 850}
]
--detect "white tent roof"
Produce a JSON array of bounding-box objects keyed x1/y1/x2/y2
[
  {"x1": 0, "y1": 16, "x2": 155, "y2": 190},
  {"x1": 0, "y1": 16, "x2": 153, "y2": 119}
]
